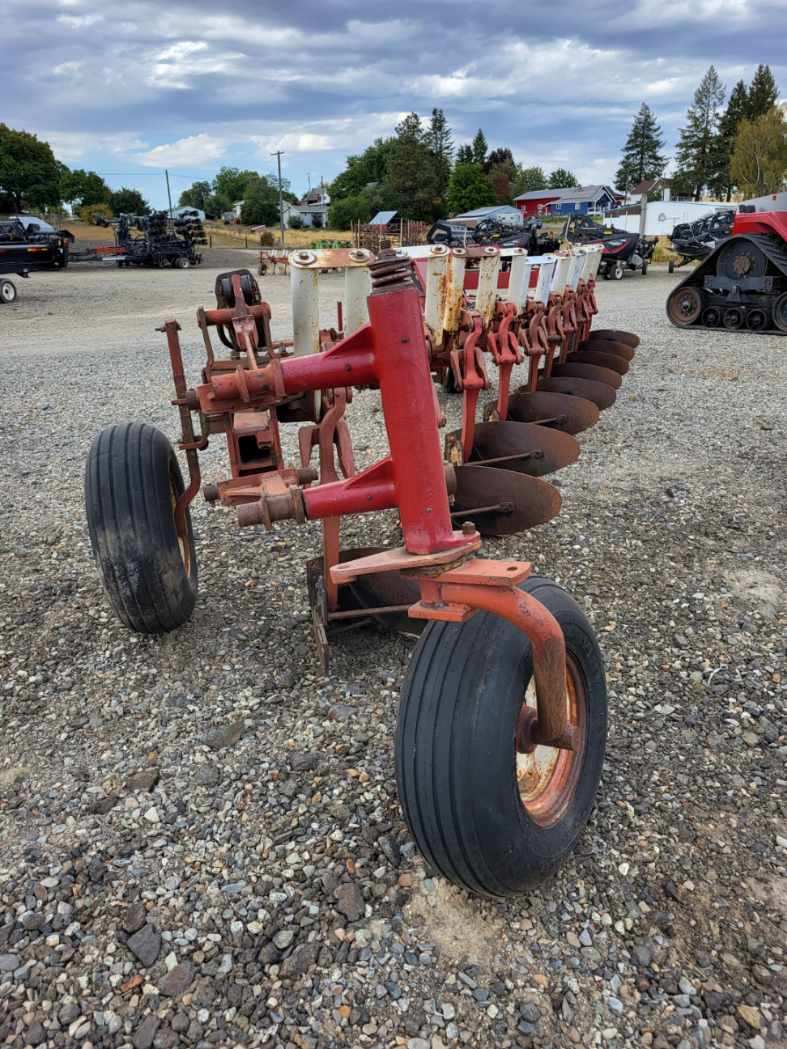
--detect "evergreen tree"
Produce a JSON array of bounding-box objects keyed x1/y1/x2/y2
[
  {"x1": 446, "y1": 163, "x2": 496, "y2": 214},
  {"x1": 747, "y1": 64, "x2": 779, "y2": 119},
  {"x1": 471, "y1": 129, "x2": 488, "y2": 167},
  {"x1": 674, "y1": 66, "x2": 726, "y2": 200},
  {"x1": 387, "y1": 113, "x2": 441, "y2": 221},
  {"x1": 426, "y1": 108, "x2": 454, "y2": 194},
  {"x1": 717, "y1": 80, "x2": 750, "y2": 199},
  {"x1": 614, "y1": 103, "x2": 667, "y2": 191},
  {"x1": 548, "y1": 168, "x2": 578, "y2": 189},
  {"x1": 484, "y1": 147, "x2": 514, "y2": 174},
  {"x1": 456, "y1": 144, "x2": 473, "y2": 164}
]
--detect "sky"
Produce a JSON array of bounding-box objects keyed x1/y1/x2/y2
[{"x1": 4, "y1": 0, "x2": 787, "y2": 209}]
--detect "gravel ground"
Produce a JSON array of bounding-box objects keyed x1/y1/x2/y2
[{"x1": 0, "y1": 256, "x2": 785, "y2": 1049}]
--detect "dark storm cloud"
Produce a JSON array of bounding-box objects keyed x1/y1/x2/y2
[{"x1": 2, "y1": 0, "x2": 784, "y2": 201}]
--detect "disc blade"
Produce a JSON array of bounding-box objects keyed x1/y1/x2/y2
[
  {"x1": 549, "y1": 361, "x2": 623, "y2": 389},
  {"x1": 508, "y1": 391, "x2": 600, "y2": 435},
  {"x1": 582, "y1": 337, "x2": 635, "y2": 361},
  {"x1": 589, "y1": 328, "x2": 640, "y2": 348},
  {"x1": 574, "y1": 349, "x2": 629, "y2": 375},
  {"x1": 452, "y1": 464, "x2": 561, "y2": 536},
  {"x1": 539, "y1": 375, "x2": 617, "y2": 410},
  {"x1": 468, "y1": 420, "x2": 580, "y2": 476}
]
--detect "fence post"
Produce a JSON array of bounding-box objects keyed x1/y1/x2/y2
[
  {"x1": 209, "y1": 234, "x2": 213, "y2": 248},
  {"x1": 245, "y1": 236, "x2": 248, "y2": 248}
]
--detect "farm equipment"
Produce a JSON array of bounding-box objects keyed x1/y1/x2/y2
[
  {"x1": 428, "y1": 216, "x2": 561, "y2": 254},
  {"x1": 563, "y1": 215, "x2": 656, "y2": 279},
  {"x1": 667, "y1": 209, "x2": 787, "y2": 334},
  {"x1": 115, "y1": 211, "x2": 203, "y2": 268},
  {"x1": 85, "y1": 244, "x2": 639, "y2": 898},
  {"x1": 667, "y1": 208, "x2": 734, "y2": 272},
  {"x1": 0, "y1": 217, "x2": 71, "y2": 302}
]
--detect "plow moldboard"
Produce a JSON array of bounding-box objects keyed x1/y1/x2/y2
[
  {"x1": 467, "y1": 421, "x2": 580, "y2": 476},
  {"x1": 539, "y1": 375, "x2": 617, "y2": 410},
  {"x1": 452, "y1": 464, "x2": 561, "y2": 536},
  {"x1": 507, "y1": 390, "x2": 600, "y2": 434},
  {"x1": 550, "y1": 361, "x2": 623, "y2": 389}
]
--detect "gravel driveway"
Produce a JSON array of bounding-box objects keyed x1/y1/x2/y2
[{"x1": 0, "y1": 255, "x2": 785, "y2": 1049}]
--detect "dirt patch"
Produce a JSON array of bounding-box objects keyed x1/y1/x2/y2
[{"x1": 406, "y1": 881, "x2": 507, "y2": 970}]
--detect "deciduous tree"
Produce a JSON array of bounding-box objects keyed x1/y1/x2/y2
[
  {"x1": 446, "y1": 163, "x2": 495, "y2": 214},
  {"x1": 109, "y1": 187, "x2": 149, "y2": 215},
  {"x1": 548, "y1": 168, "x2": 578, "y2": 189},
  {"x1": 0, "y1": 124, "x2": 63, "y2": 212},
  {"x1": 731, "y1": 107, "x2": 787, "y2": 197}
]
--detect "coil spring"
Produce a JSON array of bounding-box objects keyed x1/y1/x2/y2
[{"x1": 369, "y1": 250, "x2": 413, "y2": 293}]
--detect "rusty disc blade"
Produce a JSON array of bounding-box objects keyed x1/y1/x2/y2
[
  {"x1": 589, "y1": 328, "x2": 640, "y2": 348},
  {"x1": 468, "y1": 421, "x2": 580, "y2": 476},
  {"x1": 539, "y1": 375, "x2": 617, "y2": 410},
  {"x1": 575, "y1": 349, "x2": 629, "y2": 375},
  {"x1": 549, "y1": 361, "x2": 623, "y2": 389},
  {"x1": 582, "y1": 337, "x2": 635, "y2": 361},
  {"x1": 508, "y1": 390, "x2": 600, "y2": 435},
  {"x1": 453, "y1": 464, "x2": 561, "y2": 536}
]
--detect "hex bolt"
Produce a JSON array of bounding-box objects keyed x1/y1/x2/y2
[{"x1": 461, "y1": 521, "x2": 476, "y2": 536}]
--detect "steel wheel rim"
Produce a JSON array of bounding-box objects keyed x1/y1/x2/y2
[
  {"x1": 516, "y1": 655, "x2": 586, "y2": 827},
  {"x1": 170, "y1": 469, "x2": 191, "y2": 575},
  {"x1": 669, "y1": 288, "x2": 701, "y2": 325},
  {"x1": 1, "y1": 283, "x2": 14, "y2": 303}
]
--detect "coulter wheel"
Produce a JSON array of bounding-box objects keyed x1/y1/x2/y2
[
  {"x1": 85, "y1": 422, "x2": 197, "y2": 633},
  {"x1": 396, "y1": 576, "x2": 607, "y2": 896},
  {"x1": 667, "y1": 286, "x2": 702, "y2": 327}
]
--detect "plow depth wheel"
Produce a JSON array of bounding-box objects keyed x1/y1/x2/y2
[
  {"x1": 667, "y1": 286, "x2": 702, "y2": 327},
  {"x1": 396, "y1": 577, "x2": 607, "y2": 897},
  {"x1": 85, "y1": 422, "x2": 198, "y2": 633}
]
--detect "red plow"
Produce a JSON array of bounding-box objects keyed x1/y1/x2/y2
[{"x1": 85, "y1": 244, "x2": 638, "y2": 896}]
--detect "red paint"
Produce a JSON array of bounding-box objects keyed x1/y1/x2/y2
[{"x1": 733, "y1": 210, "x2": 787, "y2": 240}]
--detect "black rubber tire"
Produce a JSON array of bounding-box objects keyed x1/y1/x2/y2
[
  {"x1": 668, "y1": 259, "x2": 675, "y2": 274},
  {"x1": 611, "y1": 262, "x2": 624, "y2": 281},
  {"x1": 85, "y1": 422, "x2": 197, "y2": 633},
  {"x1": 396, "y1": 576, "x2": 607, "y2": 897},
  {"x1": 641, "y1": 260, "x2": 648, "y2": 276}
]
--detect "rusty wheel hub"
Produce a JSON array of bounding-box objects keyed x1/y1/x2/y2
[{"x1": 516, "y1": 657, "x2": 585, "y2": 827}]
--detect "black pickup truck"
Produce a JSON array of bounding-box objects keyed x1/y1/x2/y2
[{"x1": 0, "y1": 217, "x2": 71, "y2": 302}]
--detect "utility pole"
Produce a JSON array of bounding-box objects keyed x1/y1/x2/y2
[
  {"x1": 272, "y1": 150, "x2": 286, "y2": 248},
  {"x1": 165, "y1": 169, "x2": 173, "y2": 219}
]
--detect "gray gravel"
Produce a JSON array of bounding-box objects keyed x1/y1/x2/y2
[{"x1": 0, "y1": 258, "x2": 785, "y2": 1049}]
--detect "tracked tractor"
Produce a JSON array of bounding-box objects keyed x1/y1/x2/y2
[{"x1": 667, "y1": 209, "x2": 787, "y2": 334}]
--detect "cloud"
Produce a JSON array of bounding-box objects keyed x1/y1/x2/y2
[
  {"x1": 3, "y1": 0, "x2": 784, "y2": 207},
  {"x1": 141, "y1": 133, "x2": 227, "y2": 167}
]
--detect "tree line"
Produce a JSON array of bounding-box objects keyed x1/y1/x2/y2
[
  {"x1": 616, "y1": 64, "x2": 784, "y2": 200},
  {"x1": 327, "y1": 110, "x2": 578, "y2": 227},
  {"x1": 0, "y1": 124, "x2": 150, "y2": 219},
  {"x1": 177, "y1": 169, "x2": 298, "y2": 225}
]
